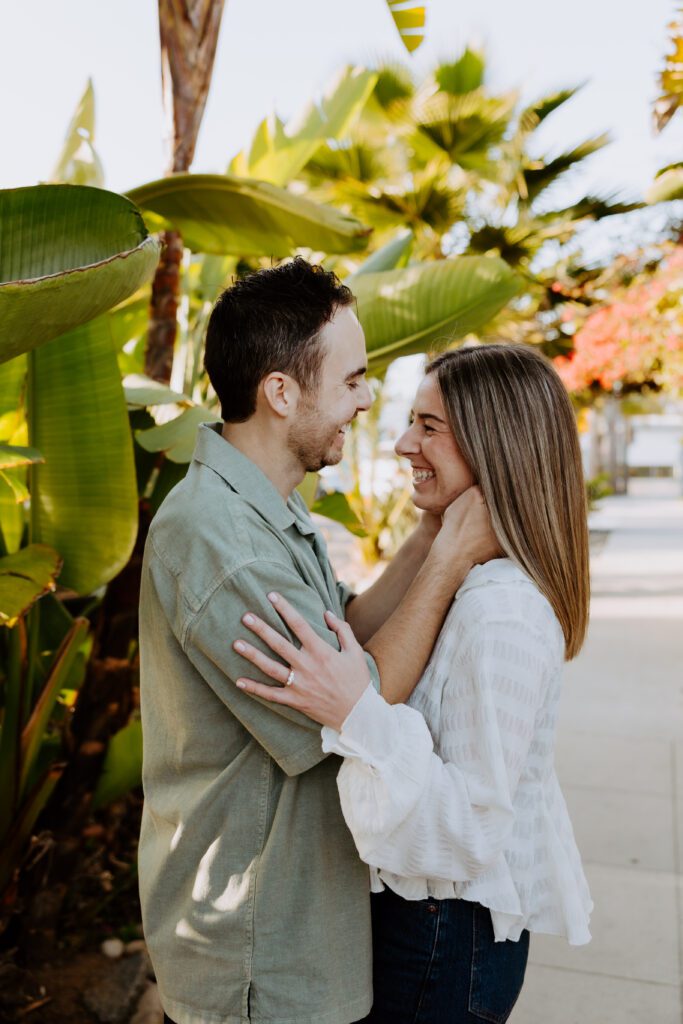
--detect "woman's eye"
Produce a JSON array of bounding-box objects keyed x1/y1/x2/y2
[{"x1": 423, "y1": 425, "x2": 435, "y2": 435}]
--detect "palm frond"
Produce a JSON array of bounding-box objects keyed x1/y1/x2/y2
[{"x1": 521, "y1": 133, "x2": 610, "y2": 203}]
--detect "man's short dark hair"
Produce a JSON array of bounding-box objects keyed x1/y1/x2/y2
[{"x1": 204, "y1": 257, "x2": 355, "y2": 422}]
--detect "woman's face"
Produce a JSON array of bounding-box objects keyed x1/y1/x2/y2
[{"x1": 395, "y1": 373, "x2": 474, "y2": 515}]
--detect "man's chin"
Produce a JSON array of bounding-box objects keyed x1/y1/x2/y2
[{"x1": 305, "y1": 449, "x2": 344, "y2": 473}]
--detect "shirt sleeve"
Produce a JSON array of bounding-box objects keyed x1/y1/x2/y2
[
  {"x1": 320, "y1": 618, "x2": 552, "y2": 880},
  {"x1": 184, "y1": 557, "x2": 380, "y2": 777}
]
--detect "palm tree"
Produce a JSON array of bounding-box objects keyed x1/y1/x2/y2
[
  {"x1": 145, "y1": 0, "x2": 428, "y2": 383},
  {"x1": 298, "y1": 49, "x2": 639, "y2": 269}
]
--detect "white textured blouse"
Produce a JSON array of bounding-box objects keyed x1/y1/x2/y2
[{"x1": 321, "y1": 558, "x2": 593, "y2": 945}]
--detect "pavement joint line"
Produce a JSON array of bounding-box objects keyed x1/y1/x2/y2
[
  {"x1": 526, "y1": 962, "x2": 682, "y2": 988},
  {"x1": 561, "y1": 782, "x2": 674, "y2": 798},
  {"x1": 671, "y1": 743, "x2": 683, "y2": 996},
  {"x1": 580, "y1": 860, "x2": 678, "y2": 876},
  {"x1": 560, "y1": 729, "x2": 678, "y2": 741}
]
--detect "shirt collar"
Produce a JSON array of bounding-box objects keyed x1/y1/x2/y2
[
  {"x1": 456, "y1": 557, "x2": 532, "y2": 598},
  {"x1": 192, "y1": 422, "x2": 298, "y2": 531}
]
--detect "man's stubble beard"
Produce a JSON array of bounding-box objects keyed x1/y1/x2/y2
[{"x1": 287, "y1": 395, "x2": 345, "y2": 474}]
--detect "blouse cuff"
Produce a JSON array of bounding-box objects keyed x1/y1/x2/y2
[{"x1": 321, "y1": 684, "x2": 397, "y2": 764}]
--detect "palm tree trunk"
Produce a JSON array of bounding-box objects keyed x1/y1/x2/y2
[{"x1": 144, "y1": 0, "x2": 226, "y2": 382}]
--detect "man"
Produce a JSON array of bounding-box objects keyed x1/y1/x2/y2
[{"x1": 139, "y1": 258, "x2": 496, "y2": 1024}]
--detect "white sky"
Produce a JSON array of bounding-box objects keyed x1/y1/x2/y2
[{"x1": 2, "y1": 0, "x2": 681, "y2": 208}]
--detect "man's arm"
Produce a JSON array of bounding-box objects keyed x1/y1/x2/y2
[
  {"x1": 178, "y1": 556, "x2": 380, "y2": 777},
  {"x1": 343, "y1": 514, "x2": 440, "y2": 645}
]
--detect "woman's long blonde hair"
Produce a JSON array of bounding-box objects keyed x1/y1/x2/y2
[{"x1": 427, "y1": 344, "x2": 589, "y2": 660}]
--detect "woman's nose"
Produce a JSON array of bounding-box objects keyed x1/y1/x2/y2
[{"x1": 395, "y1": 426, "x2": 419, "y2": 458}]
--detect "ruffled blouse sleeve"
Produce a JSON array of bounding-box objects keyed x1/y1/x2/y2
[{"x1": 321, "y1": 618, "x2": 553, "y2": 882}]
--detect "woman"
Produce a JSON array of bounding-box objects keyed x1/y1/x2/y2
[{"x1": 234, "y1": 343, "x2": 593, "y2": 1024}]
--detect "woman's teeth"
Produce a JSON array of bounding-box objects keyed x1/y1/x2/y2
[{"x1": 413, "y1": 469, "x2": 435, "y2": 483}]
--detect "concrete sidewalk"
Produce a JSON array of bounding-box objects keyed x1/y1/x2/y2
[{"x1": 512, "y1": 478, "x2": 683, "y2": 1024}]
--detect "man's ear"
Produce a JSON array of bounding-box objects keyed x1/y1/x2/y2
[{"x1": 261, "y1": 372, "x2": 300, "y2": 419}]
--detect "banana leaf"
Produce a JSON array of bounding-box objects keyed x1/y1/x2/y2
[
  {"x1": 92, "y1": 718, "x2": 143, "y2": 809},
  {"x1": 0, "y1": 544, "x2": 62, "y2": 627},
  {"x1": 0, "y1": 445, "x2": 43, "y2": 470},
  {"x1": 30, "y1": 316, "x2": 139, "y2": 594},
  {"x1": 353, "y1": 255, "x2": 522, "y2": 375},
  {"x1": 349, "y1": 230, "x2": 414, "y2": 277},
  {"x1": 230, "y1": 66, "x2": 378, "y2": 186},
  {"x1": 126, "y1": 174, "x2": 371, "y2": 256},
  {"x1": 135, "y1": 406, "x2": 219, "y2": 464},
  {"x1": 50, "y1": 79, "x2": 105, "y2": 188},
  {"x1": 0, "y1": 184, "x2": 160, "y2": 363}
]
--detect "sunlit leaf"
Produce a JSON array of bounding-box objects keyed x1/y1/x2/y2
[
  {"x1": 0, "y1": 470, "x2": 29, "y2": 504},
  {"x1": 50, "y1": 79, "x2": 105, "y2": 188},
  {"x1": 0, "y1": 185, "x2": 160, "y2": 364},
  {"x1": 123, "y1": 375, "x2": 190, "y2": 407},
  {"x1": 349, "y1": 230, "x2": 413, "y2": 277},
  {"x1": 312, "y1": 491, "x2": 368, "y2": 537},
  {"x1": 135, "y1": 406, "x2": 219, "y2": 463},
  {"x1": 0, "y1": 544, "x2": 62, "y2": 627},
  {"x1": 0, "y1": 445, "x2": 43, "y2": 470},
  {"x1": 126, "y1": 174, "x2": 371, "y2": 256},
  {"x1": 92, "y1": 718, "x2": 143, "y2": 809},
  {"x1": 353, "y1": 256, "x2": 522, "y2": 375},
  {"x1": 646, "y1": 166, "x2": 683, "y2": 203},
  {"x1": 230, "y1": 67, "x2": 378, "y2": 186},
  {"x1": 31, "y1": 316, "x2": 138, "y2": 594}
]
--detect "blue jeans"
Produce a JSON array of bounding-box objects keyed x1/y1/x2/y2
[{"x1": 357, "y1": 888, "x2": 529, "y2": 1024}]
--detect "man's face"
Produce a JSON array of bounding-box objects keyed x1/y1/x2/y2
[{"x1": 287, "y1": 305, "x2": 371, "y2": 473}]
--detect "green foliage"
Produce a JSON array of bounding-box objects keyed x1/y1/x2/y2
[
  {"x1": 29, "y1": 315, "x2": 139, "y2": 594},
  {"x1": 355, "y1": 256, "x2": 522, "y2": 375},
  {"x1": 229, "y1": 66, "x2": 378, "y2": 186},
  {"x1": 653, "y1": 8, "x2": 683, "y2": 132},
  {"x1": 93, "y1": 718, "x2": 144, "y2": 809},
  {"x1": 0, "y1": 185, "x2": 160, "y2": 363},
  {"x1": 297, "y1": 50, "x2": 635, "y2": 267},
  {"x1": 50, "y1": 79, "x2": 105, "y2": 188},
  {"x1": 126, "y1": 173, "x2": 372, "y2": 257},
  {"x1": 0, "y1": 545, "x2": 61, "y2": 627},
  {"x1": 586, "y1": 472, "x2": 613, "y2": 511},
  {"x1": 0, "y1": 599, "x2": 90, "y2": 897}
]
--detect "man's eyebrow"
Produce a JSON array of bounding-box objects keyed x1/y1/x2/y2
[{"x1": 344, "y1": 365, "x2": 368, "y2": 382}]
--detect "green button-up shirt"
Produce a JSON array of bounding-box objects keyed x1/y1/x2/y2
[{"x1": 139, "y1": 423, "x2": 379, "y2": 1024}]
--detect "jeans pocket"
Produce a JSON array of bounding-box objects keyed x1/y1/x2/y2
[{"x1": 468, "y1": 905, "x2": 530, "y2": 1023}]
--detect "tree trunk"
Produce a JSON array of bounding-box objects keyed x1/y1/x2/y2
[
  {"x1": 144, "y1": 0, "x2": 226, "y2": 382},
  {"x1": 145, "y1": 230, "x2": 184, "y2": 383}
]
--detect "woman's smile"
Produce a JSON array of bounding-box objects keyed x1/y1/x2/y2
[
  {"x1": 411, "y1": 466, "x2": 437, "y2": 486},
  {"x1": 395, "y1": 374, "x2": 474, "y2": 514}
]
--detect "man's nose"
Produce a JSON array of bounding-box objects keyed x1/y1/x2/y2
[{"x1": 357, "y1": 380, "x2": 372, "y2": 412}]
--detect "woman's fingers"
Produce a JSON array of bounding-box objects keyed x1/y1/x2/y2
[
  {"x1": 323, "y1": 609, "x2": 356, "y2": 652},
  {"x1": 267, "y1": 592, "x2": 323, "y2": 649},
  {"x1": 233, "y1": 638, "x2": 290, "y2": 683},
  {"x1": 235, "y1": 677, "x2": 299, "y2": 705},
  {"x1": 240, "y1": 611, "x2": 299, "y2": 663}
]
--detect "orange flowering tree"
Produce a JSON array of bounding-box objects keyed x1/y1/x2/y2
[{"x1": 552, "y1": 246, "x2": 683, "y2": 396}]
